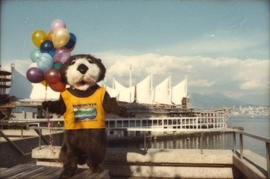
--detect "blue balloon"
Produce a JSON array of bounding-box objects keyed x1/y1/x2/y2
[
  {"x1": 30, "y1": 49, "x2": 41, "y2": 62},
  {"x1": 48, "y1": 48, "x2": 56, "y2": 57},
  {"x1": 37, "y1": 53, "x2": 53, "y2": 73},
  {"x1": 64, "y1": 33, "x2": 76, "y2": 49},
  {"x1": 40, "y1": 40, "x2": 54, "y2": 53}
]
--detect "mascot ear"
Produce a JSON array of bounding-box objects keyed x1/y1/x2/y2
[
  {"x1": 60, "y1": 60, "x2": 69, "y2": 84},
  {"x1": 96, "y1": 59, "x2": 106, "y2": 82}
]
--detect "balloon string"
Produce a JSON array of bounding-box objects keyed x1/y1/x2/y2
[{"x1": 45, "y1": 84, "x2": 55, "y2": 154}]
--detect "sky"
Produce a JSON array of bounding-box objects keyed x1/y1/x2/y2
[{"x1": 0, "y1": 0, "x2": 269, "y2": 106}]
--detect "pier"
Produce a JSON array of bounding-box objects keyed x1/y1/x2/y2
[{"x1": 1, "y1": 126, "x2": 270, "y2": 178}]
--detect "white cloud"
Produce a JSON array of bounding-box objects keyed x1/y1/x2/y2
[
  {"x1": 96, "y1": 53, "x2": 269, "y2": 93},
  {"x1": 240, "y1": 80, "x2": 263, "y2": 90},
  {"x1": 4, "y1": 53, "x2": 269, "y2": 102},
  {"x1": 189, "y1": 79, "x2": 215, "y2": 87}
]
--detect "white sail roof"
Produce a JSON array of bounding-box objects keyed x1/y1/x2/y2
[
  {"x1": 114, "y1": 79, "x2": 135, "y2": 103},
  {"x1": 30, "y1": 83, "x2": 60, "y2": 100},
  {"x1": 154, "y1": 77, "x2": 171, "y2": 105},
  {"x1": 136, "y1": 75, "x2": 153, "y2": 104},
  {"x1": 106, "y1": 86, "x2": 119, "y2": 98},
  {"x1": 172, "y1": 78, "x2": 188, "y2": 105}
]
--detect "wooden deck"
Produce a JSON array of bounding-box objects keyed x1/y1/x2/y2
[{"x1": 0, "y1": 163, "x2": 109, "y2": 179}]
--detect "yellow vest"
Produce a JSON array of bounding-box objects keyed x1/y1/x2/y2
[{"x1": 61, "y1": 87, "x2": 106, "y2": 130}]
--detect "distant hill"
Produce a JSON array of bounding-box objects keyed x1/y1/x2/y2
[{"x1": 190, "y1": 92, "x2": 247, "y2": 109}]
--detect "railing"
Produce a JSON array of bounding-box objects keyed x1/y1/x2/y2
[
  {"x1": 1, "y1": 120, "x2": 270, "y2": 178},
  {"x1": 233, "y1": 131, "x2": 270, "y2": 178}
]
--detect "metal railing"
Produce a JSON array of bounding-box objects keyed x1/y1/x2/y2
[
  {"x1": 233, "y1": 130, "x2": 270, "y2": 178},
  {"x1": 1, "y1": 120, "x2": 270, "y2": 178}
]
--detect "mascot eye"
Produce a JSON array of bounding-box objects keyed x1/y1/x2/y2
[
  {"x1": 87, "y1": 59, "x2": 93, "y2": 64},
  {"x1": 71, "y1": 60, "x2": 76, "y2": 65}
]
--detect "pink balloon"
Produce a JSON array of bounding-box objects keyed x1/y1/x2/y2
[
  {"x1": 53, "y1": 47, "x2": 71, "y2": 64},
  {"x1": 50, "y1": 19, "x2": 66, "y2": 33}
]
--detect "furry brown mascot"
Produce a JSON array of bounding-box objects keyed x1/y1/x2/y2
[{"x1": 42, "y1": 54, "x2": 127, "y2": 179}]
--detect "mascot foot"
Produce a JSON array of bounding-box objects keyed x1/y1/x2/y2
[
  {"x1": 59, "y1": 169, "x2": 76, "y2": 179},
  {"x1": 89, "y1": 165, "x2": 103, "y2": 174}
]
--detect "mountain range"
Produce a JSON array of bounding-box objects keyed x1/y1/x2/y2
[{"x1": 190, "y1": 92, "x2": 269, "y2": 108}]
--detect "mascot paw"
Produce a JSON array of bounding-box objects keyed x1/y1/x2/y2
[{"x1": 42, "y1": 101, "x2": 54, "y2": 110}]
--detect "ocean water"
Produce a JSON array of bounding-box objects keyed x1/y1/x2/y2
[
  {"x1": 128, "y1": 115, "x2": 270, "y2": 158},
  {"x1": 228, "y1": 115, "x2": 270, "y2": 157}
]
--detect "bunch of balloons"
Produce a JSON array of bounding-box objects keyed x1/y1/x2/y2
[{"x1": 26, "y1": 19, "x2": 76, "y2": 92}]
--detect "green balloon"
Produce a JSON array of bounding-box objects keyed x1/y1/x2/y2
[
  {"x1": 30, "y1": 49, "x2": 41, "y2": 62},
  {"x1": 53, "y1": 63, "x2": 62, "y2": 70}
]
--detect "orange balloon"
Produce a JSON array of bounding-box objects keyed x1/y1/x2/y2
[
  {"x1": 68, "y1": 46, "x2": 75, "y2": 52},
  {"x1": 32, "y1": 30, "x2": 47, "y2": 48},
  {"x1": 46, "y1": 31, "x2": 53, "y2": 41}
]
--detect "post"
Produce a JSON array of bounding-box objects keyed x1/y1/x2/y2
[
  {"x1": 39, "y1": 128, "x2": 42, "y2": 150},
  {"x1": 200, "y1": 132, "x2": 204, "y2": 154},
  {"x1": 266, "y1": 142, "x2": 270, "y2": 178},
  {"x1": 240, "y1": 133, "x2": 243, "y2": 159},
  {"x1": 144, "y1": 132, "x2": 147, "y2": 152},
  {"x1": 21, "y1": 127, "x2": 23, "y2": 138},
  {"x1": 233, "y1": 132, "x2": 236, "y2": 153}
]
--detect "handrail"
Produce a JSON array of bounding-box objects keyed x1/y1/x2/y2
[
  {"x1": 238, "y1": 131, "x2": 270, "y2": 144},
  {"x1": 0, "y1": 130, "x2": 31, "y2": 156},
  {"x1": 233, "y1": 130, "x2": 270, "y2": 178}
]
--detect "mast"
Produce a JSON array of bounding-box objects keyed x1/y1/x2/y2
[
  {"x1": 169, "y1": 75, "x2": 172, "y2": 105},
  {"x1": 129, "y1": 65, "x2": 132, "y2": 88},
  {"x1": 129, "y1": 65, "x2": 132, "y2": 102}
]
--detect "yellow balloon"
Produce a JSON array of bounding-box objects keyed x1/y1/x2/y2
[
  {"x1": 52, "y1": 28, "x2": 70, "y2": 48},
  {"x1": 41, "y1": 80, "x2": 48, "y2": 86},
  {"x1": 32, "y1": 30, "x2": 47, "y2": 48}
]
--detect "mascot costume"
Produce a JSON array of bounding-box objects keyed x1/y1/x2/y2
[{"x1": 43, "y1": 54, "x2": 127, "y2": 178}]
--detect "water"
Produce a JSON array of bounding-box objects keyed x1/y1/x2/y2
[
  {"x1": 228, "y1": 115, "x2": 270, "y2": 157},
  {"x1": 122, "y1": 115, "x2": 270, "y2": 158}
]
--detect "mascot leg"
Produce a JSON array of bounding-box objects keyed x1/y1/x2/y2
[
  {"x1": 59, "y1": 133, "x2": 79, "y2": 179},
  {"x1": 85, "y1": 129, "x2": 107, "y2": 173}
]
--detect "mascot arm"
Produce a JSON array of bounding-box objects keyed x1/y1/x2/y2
[
  {"x1": 103, "y1": 92, "x2": 128, "y2": 117},
  {"x1": 42, "y1": 96, "x2": 66, "y2": 115}
]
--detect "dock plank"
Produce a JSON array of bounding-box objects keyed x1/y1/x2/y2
[
  {"x1": 0, "y1": 163, "x2": 33, "y2": 178},
  {"x1": 8, "y1": 165, "x2": 40, "y2": 179},
  {"x1": 32, "y1": 167, "x2": 60, "y2": 179},
  {"x1": 16, "y1": 166, "x2": 47, "y2": 178},
  {"x1": 71, "y1": 169, "x2": 110, "y2": 179},
  {"x1": 0, "y1": 164, "x2": 110, "y2": 179}
]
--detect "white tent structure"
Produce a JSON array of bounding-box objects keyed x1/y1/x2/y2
[
  {"x1": 114, "y1": 79, "x2": 135, "y2": 103},
  {"x1": 106, "y1": 86, "x2": 119, "y2": 98},
  {"x1": 171, "y1": 78, "x2": 188, "y2": 105},
  {"x1": 105, "y1": 75, "x2": 187, "y2": 106},
  {"x1": 153, "y1": 77, "x2": 171, "y2": 105},
  {"x1": 135, "y1": 75, "x2": 153, "y2": 104},
  {"x1": 30, "y1": 83, "x2": 60, "y2": 100}
]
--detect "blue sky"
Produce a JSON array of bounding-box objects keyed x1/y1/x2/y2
[{"x1": 1, "y1": 0, "x2": 269, "y2": 105}]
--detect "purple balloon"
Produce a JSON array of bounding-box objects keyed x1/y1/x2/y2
[
  {"x1": 53, "y1": 47, "x2": 71, "y2": 64},
  {"x1": 50, "y1": 19, "x2": 66, "y2": 33},
  {"x1": 26, "y1": 67, "x2": 44, "y2": 83}
]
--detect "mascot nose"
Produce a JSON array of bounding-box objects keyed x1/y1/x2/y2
[{"x1": 77, "y1": 64, "x2": 88, "y2": 74}]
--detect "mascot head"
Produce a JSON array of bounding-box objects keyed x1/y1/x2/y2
[{"x1": 61, "y1": 54, "x2": 106, "y2": 91}]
